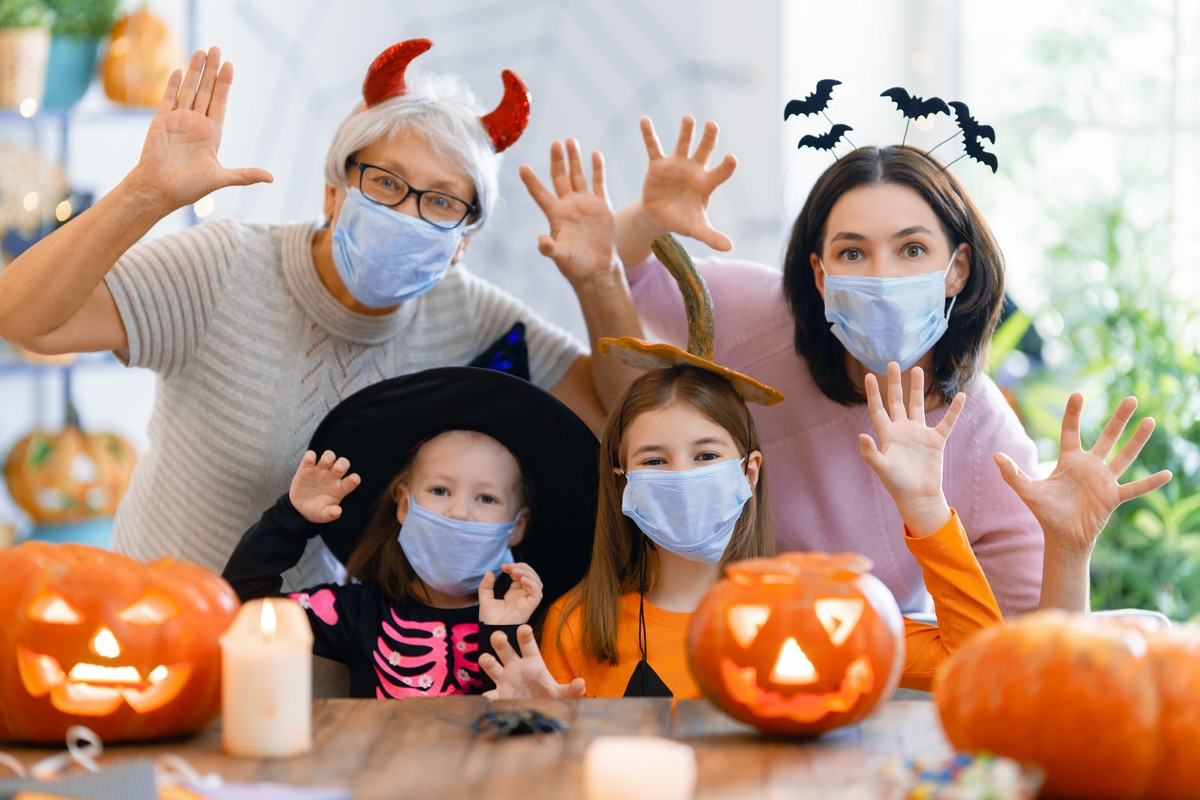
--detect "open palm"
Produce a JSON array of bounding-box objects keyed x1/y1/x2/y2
[
  {"x1": 995, "y1": 393, "x2": 1172, "y2": 554},
  {"x1": 521, "y1": 139, "x2": 617, "y2": 290},
  {"x1": 288, "y1": 450, "x2": 361, "y2": 524},
  {"x1": 638, "y1": 115, "x2": 737, "y2": 251},
  {"x1": 130, "y1": 47, "x2": 272, "y2": 213},
  {"x1": 859, "y1": 364, "x2": 964, "y2": 520}
]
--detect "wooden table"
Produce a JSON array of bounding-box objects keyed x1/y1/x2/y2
[{"x1": 3, "y1": 697, "x2": 952, "y2": 799}]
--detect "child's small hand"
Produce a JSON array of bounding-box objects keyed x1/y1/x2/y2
[
  {"x1": 859, "y1": 363, "x2": 964, "y2": 536},
  {"x1": 288, "y1": 449, "x2": 361, "y2": 524},
  {"x1": 994, "y1": 393, "x2": 1172, "y2": 556},
  {"x1": 478, "y1": 562, "x2": 544, "y2": 626},
  {"x1": 479, "y1": 625, "x2": 587, "y2": 701},
  {"x1": 520, "y1": 139, "x2": 618, "y2": 292},
  {"x1": 637, "y1": 116, "x2": 737, "y2": 251}
]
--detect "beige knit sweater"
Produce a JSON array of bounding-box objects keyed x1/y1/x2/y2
[{"x1": 105, "y1": 218, "x2": 582, "y2": 588}]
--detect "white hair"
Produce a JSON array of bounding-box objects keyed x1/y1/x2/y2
[{"x1": 323, "y1": 72, "x2": 501, "y2": 232}]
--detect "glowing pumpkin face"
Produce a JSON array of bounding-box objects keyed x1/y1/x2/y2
[
  {"x1": 687, "y1": 552, "x2": 904, "y2": 736},
  {"x1": 0, "y1": 542, "x2": 239, "y2": 743},
  {"x1": 3, "y1": 426, "x2": 138, "y2": 524}
]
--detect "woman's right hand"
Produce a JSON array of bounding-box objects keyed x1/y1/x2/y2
[
  {"x1": 288, "y1": 450, "x2": 362, "y2": 524},
  {"x1": 479, "y1": 625, "x2": 586, "y2": 701},
  {"x1": 127, "y1": 47, "x2": 273, "y2": 214}
]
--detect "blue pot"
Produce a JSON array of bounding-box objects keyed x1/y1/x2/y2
[
  {"x1": 42, "y1": 35, "x2": 102, "y2": 109},
  {"x1": 25, "y1": 517, "x2": 114, "y2": 548}
]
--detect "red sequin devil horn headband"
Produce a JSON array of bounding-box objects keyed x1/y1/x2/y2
[{"x1": 361, "y1": 38, "x2": 531, "y2": 154}]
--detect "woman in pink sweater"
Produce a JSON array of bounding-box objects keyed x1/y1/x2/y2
[{"x1": 610, "y1": 117, "x2": 1165, "y2": 618}]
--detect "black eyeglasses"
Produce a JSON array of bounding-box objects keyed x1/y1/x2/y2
[{"x1": 348, "y1": 160, "x2": 477, "y2": 230}]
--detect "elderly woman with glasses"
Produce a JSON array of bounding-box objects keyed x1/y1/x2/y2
[{"x1": 0, "y1": 41, "x2": 640, "y2": 588}]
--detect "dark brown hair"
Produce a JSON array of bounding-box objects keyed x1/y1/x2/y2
[
  {"x1": 783, "y1": 145, "x2": 1006, "y2": 405},
  {"x1": 345, "y1": 430, "x2": 533, "y2": 604},
  {"x1": 558, "y1": 366, "x2": 776, "y2": 665}
]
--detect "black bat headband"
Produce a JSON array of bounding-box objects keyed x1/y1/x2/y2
[
  {"x1": 784, "y1": 80, "x2": 999, "y2": 172},
  {"x1": 784, "y1": 78, "x2": 855, "y2": 155}
]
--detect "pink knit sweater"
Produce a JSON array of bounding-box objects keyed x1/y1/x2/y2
[{"x1": 627, "y1": 255, "x2": 1043, "y2": 617}]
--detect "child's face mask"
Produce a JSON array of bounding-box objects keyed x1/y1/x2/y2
[
  {"x1": 620, "y1": 458, "x2": 751, "y2": 564},
  {"x1": 398, "y1": 498, "x2": 519, "y2": 596},
  {"x1": 331, "y1": 188, "x2": 463, "y2": 308}
]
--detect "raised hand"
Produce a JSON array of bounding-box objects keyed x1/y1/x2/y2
[
  {"x1": 479, "y1": 625, "x2": 586, "y2": 701},
  {"x1": 129, "y1": 47, "x2": 273, "y2": 214},
  {"x1": 288, "y1": 450, "x2": 362, "y2": 524},
  {"x1": 858, "y1": 363, "x2": 965, "y2": 536},
  {"x1": 637, "y1": 115, "x2": 737, "y2": 251},
  {"x1": 520, "y1": 139, "x2": 618, "y2": 291},
  {"x1": 478, "y1": 563, "x2": 544, "y2": 625},
  {"x1": 995, "y1": 393, "x2": 1172, "y2": 556}
]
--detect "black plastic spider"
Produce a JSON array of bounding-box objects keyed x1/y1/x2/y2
[{"x1": 472, "y1": 708, "x2": 565, "y2": 741}]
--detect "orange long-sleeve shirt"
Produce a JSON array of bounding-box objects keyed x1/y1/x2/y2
[{"x1": 539, "y1": 510, "x2": 1002, "y2": 698}]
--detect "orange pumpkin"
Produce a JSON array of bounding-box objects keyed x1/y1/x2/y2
[
  {"x1": 4, "y1": 425, "x2": 137, "y2": 524},
  {"x1": 935, "y1": 610, "x2": 1200, "y2": 799},
  {"x1": 0, "y1": 542, "x2": 239, "y2": 743},
  {"x1": 687, "y1": 552, "x2": 904, "y2": 736},
  {"x1": 100, "y1": 6, "x2": 181, "y2": 107}
]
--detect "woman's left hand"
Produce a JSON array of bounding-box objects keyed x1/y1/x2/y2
[
  {"x1": 859, "y1": 363, "x2": 964, "y2": 536},
  {"x1": 994, "y1": 393, "x2": 1172, "y2": 556},
  {"x1": 521, "y1": 139, "x2": 620, "y2": 291},
  {"x1": 478, "y1": 562, "x2": 544, "y2": 625}
]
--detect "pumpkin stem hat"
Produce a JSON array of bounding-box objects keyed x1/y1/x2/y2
[
  {"x1": 306, "y1": 367, "x2": 598, "y2": 608},
  {"x1": 600, "y1": 234, "x2": 784, "y2": 405}
]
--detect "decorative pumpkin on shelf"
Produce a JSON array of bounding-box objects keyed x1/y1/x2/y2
[
  {"x1": 935, "y1": 610, "x2": 1200, "y2": 800},
  {"x1": 687, "y1": 552, "x2": 904, "y2": 737},
  {"x1": 4, "y1": 415, "x2": 137, "y2": 525},
  {"x1": 99, "y1": 4, "x2": 181, "y2": 107},
  {"x1": 0, "y1": 542, "x2": 239, "y2": 743}
]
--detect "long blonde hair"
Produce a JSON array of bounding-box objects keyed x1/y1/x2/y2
[{"x1": 559, "y1": 366, "x2": 776, "y2": 664}]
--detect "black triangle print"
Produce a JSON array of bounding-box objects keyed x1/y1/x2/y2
[{"x1": 623, "y1": 659, "x2": 674, "y2": 697}]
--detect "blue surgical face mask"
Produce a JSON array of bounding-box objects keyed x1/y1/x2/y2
[
  {"x1": 397, "y1": 497, "x2": 518, "y2": 597},
  {"x1": 621, "y1": 458, "x2": 752, "y2": 564},
  {"x1": 331, "y1": 188, "x2": 463, "y2": 308},
  {"x1": 820, "y1": 250, "x2": 959, "y2": 374}
]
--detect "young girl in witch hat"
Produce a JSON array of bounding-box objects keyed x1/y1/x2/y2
[
  {"x1": 222, "y1": 366, "x2": 598, "y2": 699},
  {"x1": 479, "y1": 234, "x2": 1168, "y2": 699}
]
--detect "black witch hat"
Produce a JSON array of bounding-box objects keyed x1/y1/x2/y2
[{"x1": 307, "y1": 366, "x2": 600, "y2": 609}]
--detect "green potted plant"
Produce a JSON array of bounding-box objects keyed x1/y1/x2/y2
[
  {"x1": 0, "y1": 0, "x2": 54, "y2": 110},
  {"x1": 41, "y1": 0, "x2": 120, "y2": 108}
]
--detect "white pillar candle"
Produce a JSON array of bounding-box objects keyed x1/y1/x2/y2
[
  {"x1": 583, "y1": 735, "x2": 697, "y2": 800},
  {"x1": 219, "y1": 597, "x2": 314, "y2": 759}
]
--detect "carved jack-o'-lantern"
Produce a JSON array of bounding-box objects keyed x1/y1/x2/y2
[
  {"x1": 4, "y1": 425, "x2": 137, "y2": 524},
  {"x1": 688, "y1": 552, "x2": 904, "y2": 736},
  {"x1": 0, "y1": 542, "x2": 239, "y2": 743},
  {"x1": 936, "y1": 610, "x2": 1200, "y2": 800}
]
